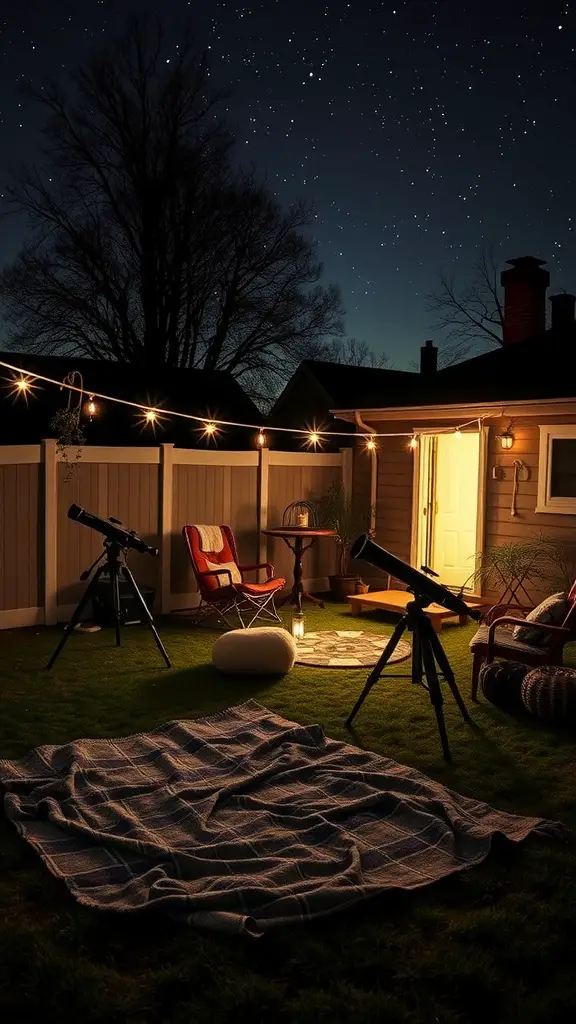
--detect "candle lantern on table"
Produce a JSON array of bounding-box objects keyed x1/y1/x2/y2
[{"x1": 282, "y1": 500, "x2": 318, "y2": 529}]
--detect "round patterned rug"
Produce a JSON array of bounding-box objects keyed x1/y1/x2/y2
[{"x1": 295, "y1": 630, "x2": 411, "y2": 668}]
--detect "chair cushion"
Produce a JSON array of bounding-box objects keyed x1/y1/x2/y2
[
  {"x1": 512, "y1": 592, "x2": 568, "y2": 645},
  {"x1": 212, "y1": 627, "x2": 297, "y2": 675},
  {"x1": 521, "y1": 666, "x2": 576, "y2": 723},
  {"x1": 237, "y1": 578, "x2": 286, "y2": 596},
  {"x1": 470, "y1": 624, "x2": 550, "y2": 658},
  {"x1": 479, "y1": 660, "x2": 529, "y2": 713}
]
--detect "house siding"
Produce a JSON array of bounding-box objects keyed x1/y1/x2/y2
[{"x1": 352, "y1": 407, "x2": 576, "y2": 602}]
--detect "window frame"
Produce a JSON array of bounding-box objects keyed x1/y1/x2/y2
[{"x1": 536, "y1": 424, "x2": 576, "y2": 514}]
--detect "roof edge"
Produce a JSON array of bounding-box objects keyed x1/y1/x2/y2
[{"x1": 331, "y1": 395, "x2": 576, "y2": 422}]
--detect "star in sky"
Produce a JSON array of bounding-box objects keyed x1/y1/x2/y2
[{"x1": 1, "y1": 0, "x2": 575, "y2": 366}]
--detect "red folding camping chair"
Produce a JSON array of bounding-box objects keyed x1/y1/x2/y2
[{"x1": 182, "y1": 524, "x2": 286, "y2": 628}]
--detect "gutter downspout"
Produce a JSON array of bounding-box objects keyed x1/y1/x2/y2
[{"x1": 354, "y1": 411, "x2": 377, "y2": 536}]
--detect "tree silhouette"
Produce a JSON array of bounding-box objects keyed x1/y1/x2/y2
[
  {"x1": 426, "y1": 247, "x2": 504, "y2": 363},
  {"x1": 0, "y1": 19, "x2": 344, "y2": 396}
]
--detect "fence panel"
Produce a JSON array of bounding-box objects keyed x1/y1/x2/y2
[
  {"x1": 267, "y1": 459, "x2": 341, "y2": 584},
  {"x1": 0, "y1": 444, "x2": 342, "y2": 625},
  {"x1": 57, "y1": 461, "x2": 159, "y2": 608},
  {"x1": 171, "y1": 464, "x2": 227, "y2": 596},
  {"x1": 0, "y1": 462, "x2": 41, "y2": 614}
]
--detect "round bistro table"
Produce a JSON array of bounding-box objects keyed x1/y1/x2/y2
[{"x1": 263, "y1": 527, "x2": 336, "y2": 611}]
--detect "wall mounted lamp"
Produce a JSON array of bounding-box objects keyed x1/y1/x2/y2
[{"x1": 499, "y1": 428, "x2": 515, "y2": 450}]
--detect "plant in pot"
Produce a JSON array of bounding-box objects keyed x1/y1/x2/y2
[{"x1": 317, "y1": 479, "x2": 373, "y2": 601}]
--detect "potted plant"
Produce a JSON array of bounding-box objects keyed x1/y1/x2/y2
[{"x1": 317, "y1": 479, "x2": 373, "y2": 601}]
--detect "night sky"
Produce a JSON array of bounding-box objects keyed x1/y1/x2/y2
[{"x1": 1, "y1": 0, "x2": 575, "y2": 368}]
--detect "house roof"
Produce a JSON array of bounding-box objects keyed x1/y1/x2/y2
[
  {"x1": 330, "y1": 328, "x2": 576, "y2": 416},
  {"x1": 293, "y1": 359, "x2": 419, "y2": 408},
  {"x1": 0, "y1": 352, "x2": 261, "y2": 447}
]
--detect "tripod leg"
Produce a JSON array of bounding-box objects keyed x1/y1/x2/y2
[
  {"x1": 112, "y1": 568, "x2": 122, "y2": 647},
  {"x1": 411, "y1": 627, "x2": 423, "y2": 685},
  {"x1": 428, "y1": 627, "x2": 471, "y2": 723},
  {"x1": 418, "y1": 620, "x2": 451, "y2": 762},
  {"x1": 122, "y1": 566, "x2": 172, "y2": 668},
  {"x1": 346, "y1": 617, "x2": 408, "y2": 727},
  {"x1": 46, "y1": 568, "x2": 104, "y2": 670}
]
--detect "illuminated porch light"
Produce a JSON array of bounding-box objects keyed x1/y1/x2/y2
[
  {"x1": 499, "y1": 429, "x2": 514, "y2": 450},
  {"x1": 291, "y1": 611, "x2": 305, "y2": 639}
]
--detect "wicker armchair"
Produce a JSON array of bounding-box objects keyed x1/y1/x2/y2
[{"x1": 469, "y1": 583, "x2": 576, "y2": 701}]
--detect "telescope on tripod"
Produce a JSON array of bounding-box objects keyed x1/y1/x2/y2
[
  {"x1": 346, "y1": 535, "x2": 480, "y2": 760},
  {"x1": 46, "y1": 504, "x2": 171, "y2": 670}
]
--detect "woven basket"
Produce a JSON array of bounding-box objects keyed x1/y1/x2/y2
[
  {"x1": 479, "y1": 660, "x2": 529, "y2": 713},
  {"x1": 521, "y1": 667, "x2": 576, "y2": 723}
]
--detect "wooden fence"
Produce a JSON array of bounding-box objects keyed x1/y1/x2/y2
[{"x1": 0, "y1": 442, "x2": 348, "y2": 629}]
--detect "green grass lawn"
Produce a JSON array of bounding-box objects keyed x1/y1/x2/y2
[{"x1": 1, "y1": 604, "x2": 576, "y2": 1024}]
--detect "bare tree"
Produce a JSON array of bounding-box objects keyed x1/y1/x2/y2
[
  {"x1": 0, "y1": 19, "x2": 343, "y2": 393},
  {"x1": 426, "y1": 247, "x2": 504, "y2": 363},
  {"x1": 305, "y1": 336, "x2": 388, "y2": 368}
]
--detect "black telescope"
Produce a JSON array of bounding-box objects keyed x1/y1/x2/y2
[
  {"x1": 349, "y1": 534, "x2": 480, "y2": 620},
  {"x1": 68, "y1": 503, "x2": 158, "y2": 556},
  {"x1": 346, "y1": 534, "x2": 475, "y2": 761},
  {"x1": 46, "y1": 505, "x2": 170, "y2": 670}
]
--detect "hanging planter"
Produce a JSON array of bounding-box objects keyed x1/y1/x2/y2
[{"x1": 50, "y1": 371, "x2": 87, "y2": 481}]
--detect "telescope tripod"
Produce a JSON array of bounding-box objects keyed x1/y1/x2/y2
[
  {"x1": 345, "y1": 594, "x2": 471, "y2": 761},
  {"x1": 46, "y1": 540, "x2": 171, "y2": 670}
]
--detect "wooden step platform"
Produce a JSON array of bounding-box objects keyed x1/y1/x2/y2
[{"x1": 348, "y1": 589, "x2": 487, "y2": 632}]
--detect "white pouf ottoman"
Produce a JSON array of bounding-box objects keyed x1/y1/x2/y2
[{"x1": 212, "y1": 627, "x2": 297, "y2": 675}]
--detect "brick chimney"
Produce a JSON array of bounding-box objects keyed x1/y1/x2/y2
[
  {"x1": 549, "y1": 293, "x2": 576, "y2": 333},
  {"x1": 420, "y1": 339, "x2": 438, "y2": 374},
  {"x1": 500, "y1": 256, "x2": 549, "y2": 344}
]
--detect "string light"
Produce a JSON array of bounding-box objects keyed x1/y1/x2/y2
[
  {"x1": 256, "y1": 430, "x2": 267, "y2": 447},
  {"x1": 8, "y1": 374, "x2": 36, "y2": 400},
  {"x1": 201, "y1": 420, "x2": 218, "y2": 440},
  {"x1": 306, "y1": 430, "x2": 322, "y2": 449},
  {"x1": 0, "y1": 359, "x2": 492, "y2": 445},
  {"x1": 365, "y1": 436, "x2": 377, "y2": 452},
  {"x1": 454, "y1": 428, "x2": 463, "y2": 439},
  {"x1": 87, "y1": 395, "x2": 97, "y2": 421}
]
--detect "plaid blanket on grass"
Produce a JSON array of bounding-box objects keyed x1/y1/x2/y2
[{"x1": 0, "y1": 700, "x2": 565, "y2": 937}]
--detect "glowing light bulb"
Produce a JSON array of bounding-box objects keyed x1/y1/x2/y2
[
  {"x1": 15, "y1": 377, "x2": 30, "y2": 392},
  {"x1": 409, "y1": 435, "x2": 418, "y2": 449},
  {"x1": 203, "y1": 421, "x2": 216, "y2": 435},
  {"x1": 308, "y1": 431, "x2": 320, "y2": 446},
  {"x1": 145, "y1": 409, "x2": 158, "y2": 424},
  {"x1": 365, "y1": 436, "x2": 377, "y2": 452},
  {"x1": 256, "y1": 430, "x2": 267, "y2": 447},
  {"x1": 454, "y1": 429, "x2": 462, "y2": 439},
  {"x1": 87, "y1": 396, "x2": 97, "y2": 418}
]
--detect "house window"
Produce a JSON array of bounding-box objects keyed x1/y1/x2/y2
[{"x1": 537, "y1": 425, "x2": 576, "y2": 513}]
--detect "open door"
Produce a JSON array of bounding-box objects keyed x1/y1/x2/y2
[{"x1": 416, "y1": 432, "x2": 481, "y2": 590}]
